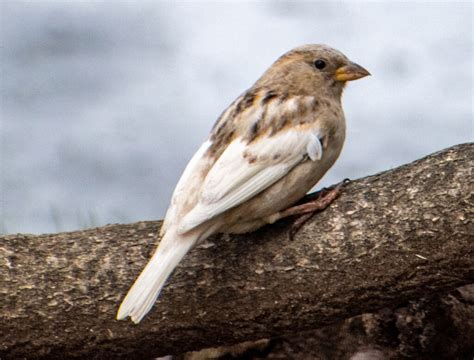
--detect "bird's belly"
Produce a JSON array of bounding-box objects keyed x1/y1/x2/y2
[{"x1": 218, "y1": 153, "x2": 338, "y2": 233}]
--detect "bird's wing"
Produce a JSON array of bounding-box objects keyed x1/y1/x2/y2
[
  {"x1": 161, "y1": 140, "x2": 213, "y2": 235},
  {"x1": 178, "y1": 126, "x2": 323, "y2": 234}
]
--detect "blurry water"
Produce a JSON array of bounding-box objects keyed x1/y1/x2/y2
[{"x1": 1, "y1": 2, "x2": 472, "y2": 234}]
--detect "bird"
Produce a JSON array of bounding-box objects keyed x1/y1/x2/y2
[{"x1": 117, "y1": 44, "x2": 370, "y2": 323}]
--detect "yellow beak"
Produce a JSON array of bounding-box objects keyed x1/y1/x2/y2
[{"x1": 335, "y1": 62, "x2": 370, "y2": 82}]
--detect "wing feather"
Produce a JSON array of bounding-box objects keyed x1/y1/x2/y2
[
  {"x1": 161, "y1": 140, "x2": 212, "y2": 234},
  {"x1": 178, "y1": 128, "x2": 323, "y2": 233}
]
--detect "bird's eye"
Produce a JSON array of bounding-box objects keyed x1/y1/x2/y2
[{"x1": 314, "y1": 59, "x2": 326, "y2": 70}]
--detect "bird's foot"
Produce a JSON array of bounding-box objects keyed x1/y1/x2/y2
[{"x1": 286, "y1": 178, "x2": 350, "y2": 240}]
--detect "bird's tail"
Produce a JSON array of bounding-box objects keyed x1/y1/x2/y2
[{"x1": 116, "y1": 229, "x2": 198, "y2": 323}]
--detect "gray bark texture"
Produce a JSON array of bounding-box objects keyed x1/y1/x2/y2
[{"x1": 1, "y1": 143, "x2": 473, "y2": 359}]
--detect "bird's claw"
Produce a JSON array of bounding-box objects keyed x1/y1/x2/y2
[{"x1": 288, "y1": 178, "x2": 350, "y2": 240}]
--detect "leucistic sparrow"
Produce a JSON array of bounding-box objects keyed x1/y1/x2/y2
[{"x1": 117, "y1": 44, "x2": 370, "y2": 323}]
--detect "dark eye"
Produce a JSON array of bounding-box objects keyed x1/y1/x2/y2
[{"x1": 314, "y1": 59, "x2": 326, "y2": 70}]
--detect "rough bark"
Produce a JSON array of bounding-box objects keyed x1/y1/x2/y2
[
  {"x1": 183, "y1": 284, "x2": 474, "y2": 359},
  {"x1": 1, "y1": 143, "x2": 473, "y2": 359}
]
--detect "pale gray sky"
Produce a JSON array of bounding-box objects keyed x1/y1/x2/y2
[{"x1": 1, "y1": 1, "x2": 472, "y2": 234}]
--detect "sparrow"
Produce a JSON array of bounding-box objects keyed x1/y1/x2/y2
[{"x1": 117, "y1": 44, "x2": 370, "y2": 323}]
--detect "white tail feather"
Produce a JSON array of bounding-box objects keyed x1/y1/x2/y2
[{"x1": 117, "y1": 230, "x2": 197, "y2": 323}]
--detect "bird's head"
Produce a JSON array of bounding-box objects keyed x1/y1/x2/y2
[{"x1": 257, "y1": 44, "x2": 370, "y2": 98}]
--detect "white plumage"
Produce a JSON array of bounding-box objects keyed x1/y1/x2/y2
[
  {"x1": 179, "y1": 129, "x2": 323, "y2": 234},
  {"x1": 116, "y1": 231, "x2": 196, "y2": 323},
  {"x1": 117, "y1": 129, "x2": 323, "y2": 323},
  {"x1": 116, "y1": 44, "x2": 369, "y2": 323}
]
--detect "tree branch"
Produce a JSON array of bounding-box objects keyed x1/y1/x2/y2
[
  {"x1": 1, "y1": 143, "x2": 473, "y2": 359},
  {"x1": 182, "y1": 284, "x2": 474, "y2": 359}
]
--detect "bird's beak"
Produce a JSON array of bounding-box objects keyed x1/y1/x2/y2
[{"x1": 335, "y1": 62, "x2": 370, "y2": 82}]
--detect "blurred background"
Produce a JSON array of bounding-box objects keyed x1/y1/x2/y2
[{"x1": 1, "y1": 1, "x2": 472, "y2": 234}]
